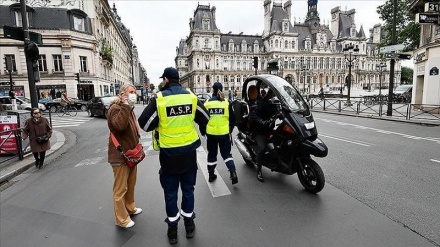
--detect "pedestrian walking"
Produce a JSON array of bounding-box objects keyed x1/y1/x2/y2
[
  {"x1": 204, "y1": 82, "x2": 238, "y2": 184},
  {"x1": 138, "y1": 67, "x2": 210, "y2": 244},
  {"x1": 22, "y1": 108, "x2": 52, "y2": 169},
  {"x1": 107, "y1": 83, "x2": 142, "y2": 229}
]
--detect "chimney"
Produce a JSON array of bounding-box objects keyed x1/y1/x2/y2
[{"x1": 283, "y1": 0, "x2": 292, "y2": 21}]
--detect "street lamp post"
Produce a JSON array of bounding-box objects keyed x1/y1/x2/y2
[
  {"x1": 343, "y1": 45, "x2": 359, "y2": 105},
  {"x1": 376, "y1": 63, "x2": 387, "y2": 103},
  {"x1": 301, "y1": 65, "x2": 308, "y2": 93},
  {"x1": 339, "y1": 69, "x2": 345, "y2": 95}
]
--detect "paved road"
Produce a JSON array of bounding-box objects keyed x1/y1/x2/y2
[{"x1": 1, "y1": 106, "x2": 439, "y2": 247}]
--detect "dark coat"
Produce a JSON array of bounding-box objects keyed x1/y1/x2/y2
[{"x1": 22, "y1": 117, "x2": 52, "y2": 153}]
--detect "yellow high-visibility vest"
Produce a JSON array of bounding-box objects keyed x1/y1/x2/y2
[
  {"x1": 204, "y1": 100, "x2": 229, "y2": 135},
  {"x1": 156, "y1": 92, "x2": 198, "y2": 148}
]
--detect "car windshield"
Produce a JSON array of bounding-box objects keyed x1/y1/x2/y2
[
  {"x1": 266, "y1": 76, "x2": 309, "y2": 112},
  {"x1": 17, "y1": 97, "x2": 31, "y2": 103},
  {"x1": 395, "y1": 85, "x2": 411, "y2": 93}
]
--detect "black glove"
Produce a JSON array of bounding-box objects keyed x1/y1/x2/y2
[
  {"x1": 262, "y1": 119, "x2": 274, "y2": 129},
  {"x1": 271, "y1": 113, "x2": 283, "y2": 121}
]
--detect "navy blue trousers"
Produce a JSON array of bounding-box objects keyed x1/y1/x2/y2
[
  {"x1": 159, "y1": 168, "x2": 197, "y2": 226},
  {"x1": 206, "y1": 134, "x2": 236, "y2": 172}
]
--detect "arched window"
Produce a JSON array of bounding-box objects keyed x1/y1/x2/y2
[
  {"x1": 275, "y1": 39, "x2": 279, "y2": 48},
  {"x1": 285, "y1": 40, "x2": 288, "y2": 49}
]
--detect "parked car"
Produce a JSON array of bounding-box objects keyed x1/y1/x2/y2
[
  {"x1": 44, "y1": 98, "x2": 89, "y2": 112},
  {"x1": 87, "y1": 96, "x2": 117, "y2": 118},
  {"x1": 0, "y1": 96, "x2": 46, "y2": 111},
  {"x1": 196, "y1": 93, "x2": 211, "y2": 103},
  {"x1": 394, "y1": 85, "x2": 412, "y2": 103}
]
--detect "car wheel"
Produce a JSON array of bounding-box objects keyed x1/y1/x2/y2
[
  {"x1": 80, "y1": 105, "x2": 88, "y2": 111},
  {"x1": 104, "y1": 109, "x2": 108, "y2": 119}
]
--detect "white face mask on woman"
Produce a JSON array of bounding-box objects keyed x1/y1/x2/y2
[{"x1": 127, "y1": 93, "x2": 137, "y2": 106}]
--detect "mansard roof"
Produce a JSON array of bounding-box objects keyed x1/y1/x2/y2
[
  {"x1": 220, "y1": 33, "x2": 263, "y2": 46},
  {"x1": 291, "y1": 24, "x2": 314, "y2": 50},
  {"x1": 357, "y1": 25, "x2": 366, "y2": 38},
  {"x1": 269, "y1": 2, "x2": 294, "y2": 33},
  {"x1": 192, "y1": 4, "x2": 218, "y2": 30},
  {"x1": 177, "y1": 39, "x2": 186, "y2": 55},
  {"x1": 0, "y1": 5, "x2": 91, "y2": 33}
]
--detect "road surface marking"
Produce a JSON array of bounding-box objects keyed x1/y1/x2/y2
[
  {"x1": 431, "y1": 159, "x2": 440, "y2": 163},
  {"x1": 196, "y1": 146, "x2": 231, "y2": 198},
  {"x1": 75, "y1": 157, "x2": 104, "y2": 167},
  {"x1": 319, "y1": 133, "x2": 372, "y2": 147},
  {"x1": 317, "y1": 118, "x2": 440, "y2": 144}
]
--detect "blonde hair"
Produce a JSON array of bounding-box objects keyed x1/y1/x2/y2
[
  {"x1": 217, "y1": 90, "x2": 225, "y2": 102},
  {"x1": 110, "y1": 83, "x2": 135, "y2": 106}
]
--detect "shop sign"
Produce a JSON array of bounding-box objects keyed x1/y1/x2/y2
[
  {"x1": 414, "y1": 51, "x2": 426, "y2": 62},
  {"x1": 79, "y1": 80, "x2": 93, "y2": 84}
]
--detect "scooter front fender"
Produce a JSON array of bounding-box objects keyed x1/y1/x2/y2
[{"x1": 299, "y1": 137, "x2": 328, "y2": 158}]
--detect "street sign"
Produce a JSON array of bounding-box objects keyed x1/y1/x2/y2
[
  {"x1": 425, "y1": 2, "x2": 440, "y2": 12},
  {"x1": 379, "y1": 44, "x2": 405, "y2": 53},
  {"x1": 415, "y1": 13, "x2": 440, "y2": 24},
  {"x1": 3, "y1": 25, "x2": 43, "y2": 45},
  {"x1": 384, "y1": 53, "x2": 412, "y2": 60}
]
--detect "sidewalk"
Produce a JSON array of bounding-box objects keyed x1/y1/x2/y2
[{"x1": 0, "y1": 130, "x2": 65, "y2": 184}]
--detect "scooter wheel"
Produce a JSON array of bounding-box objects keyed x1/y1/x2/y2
[{"x1": 297, "y1": 159, "x2": 325, "y2": 194}]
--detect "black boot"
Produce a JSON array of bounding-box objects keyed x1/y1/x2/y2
[
  {"x1": 230, "y1": 169, "x2": 238, "y2": 184},
  {"x1": 184, "y1": 220, "x2": 195, "y2": 239},
  {"x1": 256, "y1": 169, "x2": 264, "y2": 182},
  {"x1": 35, "y1": 160, "x2": 40, "y2": 169},
  {"x1": 167, "y1": 225, "x2": 178, "y2": 245},
  {"x1": 208, "y1": 171, "x2": 217, "y2": 182}
]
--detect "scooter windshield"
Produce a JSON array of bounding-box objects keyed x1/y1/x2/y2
[{"x1": 267, "y1": 76, "x2": 309, "y2": 112}]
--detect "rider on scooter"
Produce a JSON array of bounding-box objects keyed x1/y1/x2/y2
[{"x1": 250, "y1": 89, "x2": 280, "y2": 182}]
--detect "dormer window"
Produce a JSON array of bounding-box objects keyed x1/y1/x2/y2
[
  {"x1": 203, "y1": 19, "x2": 210, "y2": 30},
  {"x1": 15, "y1": 11, "x2": 30, "y2": 27},
  {"x1": 74, "y1": 16, "x2": 85, "y2": 31},
  {"x1": 283, "y1": 22, "x2": 288, "y2": 32}
]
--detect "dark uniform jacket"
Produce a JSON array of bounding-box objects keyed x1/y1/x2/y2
[
  {"x1": 250, "y1": 97, "x2": 278, "y2": 134},
  {"x1": 138, "y1": 82, "x2": 210, "y2": 174}
]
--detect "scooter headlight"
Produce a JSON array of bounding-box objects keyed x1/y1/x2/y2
[{"x1": 304, "y1": 121, "x2": 315, "y2": 130}]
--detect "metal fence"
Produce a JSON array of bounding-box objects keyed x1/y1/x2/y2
[
  {"x1": 309, "y1": 97, "x2": 440, "y2": 122},
  {"x1": 0, "y1": 128, "x2": 26, "y2": 163}
]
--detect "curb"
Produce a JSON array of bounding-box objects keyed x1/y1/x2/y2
[{"x1": 0, "y1": 130, "x2": 66, "y2": 184}]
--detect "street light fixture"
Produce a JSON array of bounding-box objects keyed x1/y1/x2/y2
[
  {"x1": 343, "y1": 45, "x2": 359, "y2": 105},
  {"x1": 376, "y1": 62, "x2": 387, "y2": 103}
]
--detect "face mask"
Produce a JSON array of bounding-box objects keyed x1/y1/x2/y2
[{"x1": 128, "y1": 93, "x2": 137, "y2": 106}]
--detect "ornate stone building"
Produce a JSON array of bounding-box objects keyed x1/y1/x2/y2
[
  {"x1": 176, "y1": 0, "x2": 402, "y2": 95},
  {"x1": 0, "y1": 0, "x2": 146, "y2": 101}
]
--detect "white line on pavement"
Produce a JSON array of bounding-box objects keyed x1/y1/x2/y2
[
  {"x1": 196, "y1": 146, "x2": 231, "y2": 198},
  {"x1": 319, "y1": 133, "x2": 372, "y2": 147},
  {"x1": 74, "y1": 157, "x2": 104, "y2": 167},
  {"x1": 431, "y1": 159, "x2": 440, "y2": 163}
]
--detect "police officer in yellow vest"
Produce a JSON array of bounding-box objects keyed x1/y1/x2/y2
[
  {"x1": 138, "y1": 67, "x2": 210, "y2": 244},
  {"x1": 204, "y1": 82, "x2": 238, "y2": 184}
]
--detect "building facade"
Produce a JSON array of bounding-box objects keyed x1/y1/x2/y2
[
  {"x1": 176, "y1": 0, "x2": 402, "y2": 95},
  {"x1": 410, "y1": 0, "x2": 440, "y2": 106},
  {"x1": 0, "y1": 0, "x2": 146, "y2": 101}
]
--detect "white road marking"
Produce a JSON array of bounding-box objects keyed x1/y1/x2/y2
[
  {"x1": 319, "y1": 133, "x2": 372, "y2": 147},
  {"x1": 431, "y1": 159, "x2": 440, "y2": 163},
  {"x1": 317, "y1": 118, "x2": 440, "y2": 144},
  {"x1": 75, "y1": 157, "x2": 104, "y2": 167},
  {"x1": 196, "y1": 146, "x2": 231, "y2": 198}
]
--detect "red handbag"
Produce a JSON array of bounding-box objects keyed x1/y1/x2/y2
[{"x1": 110, "y1": 112, "x2": 145, "y2": 167}]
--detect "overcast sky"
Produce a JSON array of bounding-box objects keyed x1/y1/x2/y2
[{"x1": 112, "y1": 0, "x2": 410, "y2": 85}]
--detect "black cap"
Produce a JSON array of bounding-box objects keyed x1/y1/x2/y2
[
  {"x1": 159, "y1": 67, "x2": 179, "y2": 79},
  {"x1": 212, "y1": 82, "x2": 223, "y2": 91}
]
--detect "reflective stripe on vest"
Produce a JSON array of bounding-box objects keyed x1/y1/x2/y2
[
  {"x1": 204, "y1": 100, "x2": 229, "y2": 135},
  {"x1": 156, "y1": 92, "x2": 198, "y2": 148}
]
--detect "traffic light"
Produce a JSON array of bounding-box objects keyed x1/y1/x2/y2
[
  {"x1": 253, "y1": 57, "x2": 258, "y2": 69},
  {"x1": 25, "y1": 42, "x2": 39, "y2": 61},
  {"x1": 75, "y1": 73, "x2": 80, "y2": 82}
]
